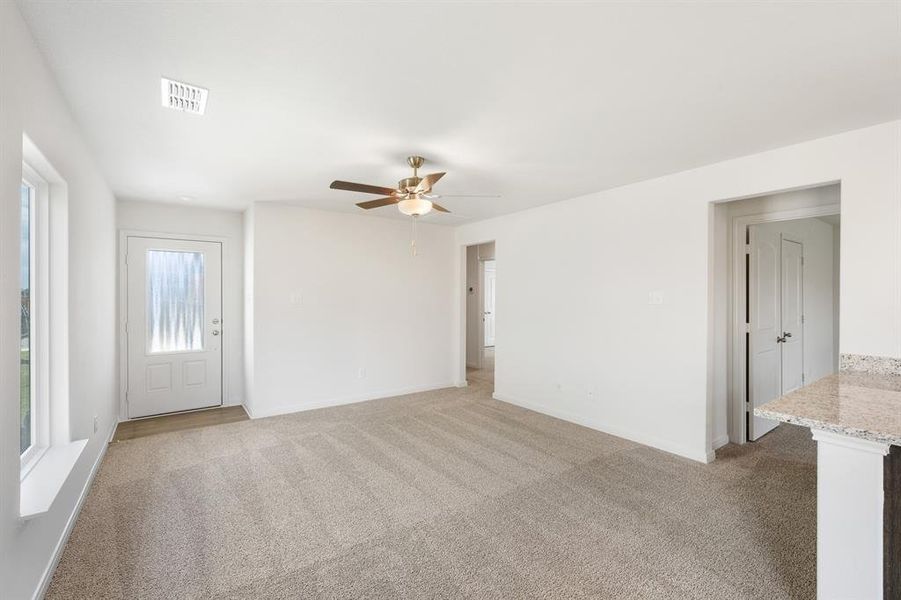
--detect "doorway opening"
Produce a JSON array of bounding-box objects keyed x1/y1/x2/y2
[
  {"x1": 465, "y1": 242, "x2": 496, "y2": 388},
  {"x1": 714, "y1": 183, "x2": 840, "y2": 445}
]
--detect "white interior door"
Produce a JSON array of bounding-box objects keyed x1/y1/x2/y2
[
  {"x1": 126, "y1": 237, "x2": 222, "y2": 418},
  {"x1": 748, "y1": 226, "x2": 781, "y2": 441},
  {"x1": 483, "y1": 260, "x2": 496, "y2": 347},
  {"x1": 781, "y1": 238, "x2": 804, "y2": 393}
]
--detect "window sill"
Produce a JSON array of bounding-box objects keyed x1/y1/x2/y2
[{"x1": 20, "y1": 439, "x2": 88, "y2": 520}]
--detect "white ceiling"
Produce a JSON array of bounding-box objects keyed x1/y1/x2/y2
[{"x1": 17, "y1": 1, "x2": 901, "y2": 223}]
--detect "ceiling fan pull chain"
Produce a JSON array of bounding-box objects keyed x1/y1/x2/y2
[{"x1": 411, "y1": 215, "x2": 418, "y2": 257}]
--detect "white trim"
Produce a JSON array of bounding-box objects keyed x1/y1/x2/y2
[
  {"x1": 31, "y1": 423, "x2": 116, "y2": 600},
  {"x1": 19, "y1": 446, "x2": 48, "y2": 481},
  {"x1": 811, "y1": 428, "x2": 891, "y2": 455},
  {"x1": 728, "y1": 200, "x2": 840, "y2": 445},
  {"x1": 492, "y1": 391, "x2": 711, "y2": 464},
  {"x1": 712, "y1": 434, "x2": 730, "y2": 450},
  {"x1": 19, "y1": 439, "x2": 88, "y2": 520},
  {"x1": 457, "y1": 243, "x2": 469, "y2": 384},
  {"x1": 118, "y1": 229, "x2": 232, "y2": 422},
  {"x1": 20, "y1": 160, "x2": 58, "y2": 473},
  {"x1": 244, "y1": 382, "x2": 457, "y2": 420}
]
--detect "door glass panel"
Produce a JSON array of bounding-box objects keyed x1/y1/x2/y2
[{"x1": 146, "y1": 250, "x2": 204, "y2": 353}]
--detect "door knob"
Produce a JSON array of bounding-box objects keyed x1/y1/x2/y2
[
  {"x1": 783, "y1": 332, "x2": 792, "y2": 338},
  {"x1": 212, "y1": 330, "x2": 220, "y2": 336},
  {"x1": 777, "y1": 335, "x2": 785, "y2": 343}
]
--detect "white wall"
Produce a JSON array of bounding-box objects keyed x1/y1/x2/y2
[
  {"x1": 116, "y1": 200, "x2": 245, "y2": 409},
  {"x1": 465, "y1": 245, "x2": 479, "y2": 368},
  {"x1": 454, "y1": 121, "x2": 901, "y2": 463},
  {"x1": 244, "y1": 204, "x2": 457, "y2": 418},
  {"x1": 752, "y1": 217, "x2": 836, "y2": 382},
  {"x1": 0, "y1": 3, "x2": 118, "y2": 598}
]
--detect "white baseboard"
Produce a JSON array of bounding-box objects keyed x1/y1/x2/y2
[
  {"x1": 703, "y1": 434, "x2": 731, "y2": 462},
  {"x1": 492, "y1": 391, "x2": 710, "y2": 464},
  {"x1": 32, "y1": 422, "x2": 116, "y2": 600},
  {"x1": 244, "y1": 382, "x2": 458, "y2": 419}
]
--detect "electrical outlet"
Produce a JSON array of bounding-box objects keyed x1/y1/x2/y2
[{"x1": 93, "y1": 415, "x2": 99, "y2": 434}]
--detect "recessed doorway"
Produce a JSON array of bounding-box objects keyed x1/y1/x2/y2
[
  {"x1": 465, "y1": 242, "x2": 496, "y2": 388},
  {"x1": 717, "y1": 184, "x2": 840, "y2": 445},
  {"x1": 122, "y1": 235, "x2": 224, "y2": 418}
]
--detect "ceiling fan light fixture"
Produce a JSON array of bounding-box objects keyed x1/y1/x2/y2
[{"x1": 397, "y1": 197, "x2": 433, "y2": 216}]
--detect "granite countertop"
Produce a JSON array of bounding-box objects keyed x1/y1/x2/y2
[{"x1": 754, "y1": 372, "x2": 901, "y2": 446}]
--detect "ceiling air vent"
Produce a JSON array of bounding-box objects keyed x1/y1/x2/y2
[{"x1": 161, "y1": 77, "x2": 208, "y2": 115}]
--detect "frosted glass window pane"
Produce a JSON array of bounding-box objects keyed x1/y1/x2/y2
[{"x1": 147, "y1": 250, "x2": 204, "y2": 353}]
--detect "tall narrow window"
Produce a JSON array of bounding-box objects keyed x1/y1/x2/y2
[{"x1": 20, "y1": 182, "x2": 34, "y2": 455}]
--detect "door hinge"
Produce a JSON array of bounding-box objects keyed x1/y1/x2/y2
[
  {"x1": 744, "y1": 322, "x2": 751, "y2": 333},
  {"x1": 744, "y1": 244, "x2": 751, "y2": 255},
  {"x1": 801, "y1": 314, "x2": 805, "y2": 324},
  {"x1": 802, "y1": 373, "x2": 806, "y2": 384}
]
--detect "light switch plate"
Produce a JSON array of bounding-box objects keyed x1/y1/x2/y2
[{"x1": 648, "y1": 291, "x2": 664, "y2": 305}]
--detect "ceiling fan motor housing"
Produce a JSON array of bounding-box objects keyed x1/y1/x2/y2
[{"x1": 398, "y1": 176, "x2": 422, "y2": 193}]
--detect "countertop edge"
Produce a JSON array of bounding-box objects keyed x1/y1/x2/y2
[{"x1": 754, "y1": 408, "x2": 901, "y2": 446}]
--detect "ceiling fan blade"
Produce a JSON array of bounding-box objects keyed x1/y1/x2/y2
[
  {"x1": 414, "y1": 172, "x2": 446, "y2": 193},
  {"x1": 432, "y1": 194, "x2": 501, "y2": 198},
  {"x1": 331, "y1": 180, "x2": 398, "y2": 196},
  {"x1": 430, "y1": 202, "x2": 450, "y2": 213},
  {"x1": 356, "y1": 197, "x2": 399, "y2": 210}
]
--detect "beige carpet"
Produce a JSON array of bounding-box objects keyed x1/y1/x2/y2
[{"x1": 48, "y1": 381, "x2": 815, "y2": 599}]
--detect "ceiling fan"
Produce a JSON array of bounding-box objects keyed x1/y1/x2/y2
[{"x1": 329, "y1": 155, "x2": 498, "y2": 217}]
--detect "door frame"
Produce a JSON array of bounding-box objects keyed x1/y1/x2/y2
[
  {"x1": 117, "y1": 230, "x2": 230, "y2": 422},
  {"x1": 729, "y1": 203, "x2": 839, "y2": 444},
  {"x1": 458, "y1": 240, "x2": 496, "y2": 386}
]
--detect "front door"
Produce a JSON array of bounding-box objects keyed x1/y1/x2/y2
[{"x1": 126, "y1": 237, "x2": 222, "y2": 418}]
